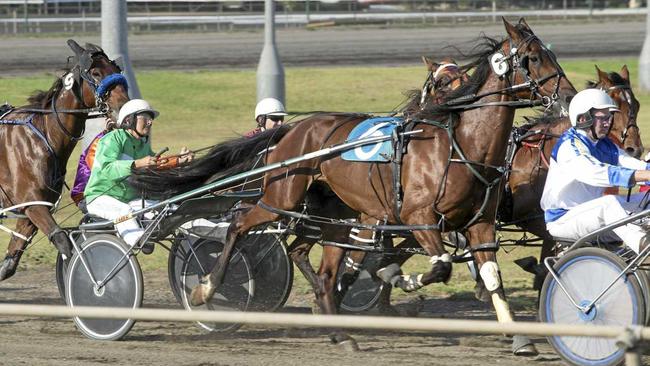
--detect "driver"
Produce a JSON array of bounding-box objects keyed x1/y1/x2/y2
[
  {"x1": 84, "y1": 99, "x2": 192, "y2": 254},
  {"x1": 244, "y1": 97, "x2": 287, "y2": 137},
  {"x1": 541, "y1": 89, "x2": 650, "y2": 253}
]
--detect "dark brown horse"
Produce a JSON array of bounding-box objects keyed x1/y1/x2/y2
[
  {"x1": 189, "y1": 18, "x2": 576, "y2": 353},
  {"x1": 501, "y1": 64, "x2": 642, "y2": 286},
  {"x1": 0, "y1": 40, "x2": 129, "y2": 280},
  {"x1": 342, "y1": 65, "x2": 644, "y2": 311}
]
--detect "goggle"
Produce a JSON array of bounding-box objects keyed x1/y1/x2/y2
[
  {"x1": 590, "y1": 112, "x2": 613, "y2": 122},
  {"x1": 267, "y1": 115, "x2": 284, "y2": 122}
]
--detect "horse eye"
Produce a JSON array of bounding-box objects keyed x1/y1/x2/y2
[
  {"x1": 529, "y1": 56, "x2": 539, "y2": 63},
  {"x1": 91, "y1": 70, "x2": 101, "y2": 78}
]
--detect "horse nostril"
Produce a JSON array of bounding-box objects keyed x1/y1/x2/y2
[
  {"x1": 625, "y1": 147, "x2": 640, "y2": 158},
  {"x1": 565, "y1": 95, "x2": 574, "y2": 104}
]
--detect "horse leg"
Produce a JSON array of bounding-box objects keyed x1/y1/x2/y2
[
  {"x1": 190, "y1": 204, "x2": 280, "y2": 306},
  {"x1": 377, "y1": 209, "x2": 451, "y2": 291},
  {"x1": 467, "y1": 222, "x2": 538, "y2": 356},
  {"x1": 23, "y1": 205, "x2": 72, "y2": 260},
  {"x1": 287, "y1": 237, "x2": 320, "y2": 292},
  {"x1": 315, "y1": 244, "x2": 359, "y2": 351},
  {"x1": 373, "y1": 237, "x2": 417, "y2": 315},
  {"x1": 0, "y1": 218, "x2": 37, "y2": 281}
]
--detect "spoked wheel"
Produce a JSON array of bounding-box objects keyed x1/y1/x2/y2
[
  {"x1": 539, "y1": 247, "x2": 645, "y2": 366},
  {"x1": 66, "y1": 234, "x2": 143, "y2": 341},
  {"x1": 57, "y1": 215, "x2": 103, "y2": 302},
  {"x1": 338, "y1": 251, "x2": 386, "y2": 313},
  {"x1": 172, "y1": 233, "x2": 255, "y2": 333},
  {"x1": 236, "y1": 226, "x2": 293, "y2": 312}
]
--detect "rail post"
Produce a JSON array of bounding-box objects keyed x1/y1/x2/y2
[
  {"x1": 615, "y1": 326, "x2": 642, "y2": 366},
  {"x1": 256, "y1": 0, "x2": 285, "y2": 104},
  {"x1": 640, "y1": 2, "x2": 650, "y2": 91}
]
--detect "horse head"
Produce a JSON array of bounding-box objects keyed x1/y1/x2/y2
[
  {"x1": 590, "y1": 65, "x2": 643, "y2": 158},
  {"x1": 501, "y1": 18, "x2": 576, "y2": 116},
  {"x1": 66, "y1": 40, "x2": 130, "y2": 123},
  {"x1": 421, "y1": 56, "x2": 468, "y2": 106}
]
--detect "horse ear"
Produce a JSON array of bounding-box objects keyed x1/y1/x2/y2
[
  {"x1": 518, "y1": 17, "x2": 532, "y2": 31},
  {"x1": 422, "y1": 56, "x2": 438, "y2": 72},
  {"x1": 595, "y1": 65, "x2": 609, "y2": 84},
  {"x1": 620, "y1": 65, "x2": 630, "y2": 81},
  {"x1": 67, "y1": 39, "x2": 84, "y2": 56},
  {"x1": 85, "y1": 43, "x2": 105, "y2": 54},
  {"x1": 502, "y1": 17, "x2": 521, "y2": 42}
]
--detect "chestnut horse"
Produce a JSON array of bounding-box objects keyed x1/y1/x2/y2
[
  {"x1": 189, "y1": 18, "x2": 576, "y2": 353},
  {"x1": 0, "y1": 40, "x2": 129, "y2": 280},
  {"x1": 501, "y1": 65, "x2": 642, "y2": 287}
]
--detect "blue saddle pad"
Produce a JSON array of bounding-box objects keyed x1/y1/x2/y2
[{"x1": 342, "y1": 117, "x2": 402, "y2": 162}]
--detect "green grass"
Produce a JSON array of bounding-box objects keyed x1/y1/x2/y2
[{"x1": 1, "y1": 58, "x2": 648, "y2": 307}]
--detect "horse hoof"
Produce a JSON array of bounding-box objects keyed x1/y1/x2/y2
[
  {"x1": 512, "y1": 335, "x2": 538, "y2": 356},
  {"x1": 337, "y1": 339, "x2": 360, "y2": 352},
  {"x1": 189, "y1": 285, "x2": 207, "y2": 306},
  {"x1": 0, "y1": 256, "x2": 18, "y2": 281},
  {"x1": 376, "y1": 263, "x2": 402, "y2": 283}
]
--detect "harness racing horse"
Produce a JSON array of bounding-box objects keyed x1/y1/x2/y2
[
  {"x1": 0, "y1": 40, "x2": 129, "y2": 280},
  {"x1": 344, "y1": 65, "x2": 643, "y2": 313},
  {"x1": 189, "y1": 18, "x2": 576, "y2": 353},
  {"x1": 287, "y1": 56, "x2": 470, "y2": 311},
  {"x1": 501, "y1": 64, "x2": 642, "y2": 287}
]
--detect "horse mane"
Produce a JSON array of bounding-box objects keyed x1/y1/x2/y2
[
  {"x1": 26, "y1": 70, "x2": 68, "y2": 108},
  {"x1": 413, "y1": 36, "x2": 502, "y2": 118},
  {"x1": 519, "y1": 112, "x2": 561, "y2": 130},
  {"x1": 128, "y1": 124, "x2": 294, "y2": 199}
]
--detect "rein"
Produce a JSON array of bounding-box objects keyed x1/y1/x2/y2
[{"x1": 409, "y1": 33, "x2": 567, "y2": 233}]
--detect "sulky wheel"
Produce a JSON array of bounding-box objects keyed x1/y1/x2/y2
[
  {"x1": 539, "y1": 247, "x2": 645, "y2": 366},
  {"x1": 236, "y1": 228, "x2": 293, "y2": 312},
  {"x1": 338, "y1": 251, "x2": 386, "y2": 313},
  {"x1": 56, "y1": 215, "x2": 103, "y2": 301},
  {"x1": 65, "y1": 234, "x2": 143, "y2": 341},
  {"x1": 175, "y1": 235, "x2": 255, "y2": 333}
]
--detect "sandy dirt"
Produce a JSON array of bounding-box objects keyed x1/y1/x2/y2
[{"x1": 1, "y1": 264, "x2": 635, "y2": 366}]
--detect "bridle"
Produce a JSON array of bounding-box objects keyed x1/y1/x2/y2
[
  {"x1": 14, "y1": 49, "x2": 128, "y2": 141},
  {"x1": 607, "y1": 84, "x2": 639, "y2": 145},
  {"x1": 419, "y1": 63, "x2": 463, "y2": 107},
  {"x1": 432, "y1": 33, "x2": 568, "y2": 114}
]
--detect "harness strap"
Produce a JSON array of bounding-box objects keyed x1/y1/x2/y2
[{"x1": 257, "y1": 201, "x2": 439, "y2": 231}]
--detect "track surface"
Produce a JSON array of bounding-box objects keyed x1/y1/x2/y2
[
  {"x1": 0, "y1": 20, "x2": 643, "y2": 74},
  {"x1": 0, "y1": 267, "x2": 565, "y2": 366}
]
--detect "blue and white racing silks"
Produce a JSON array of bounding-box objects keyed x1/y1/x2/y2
[{"x1": 540, "y1": 127, "x2": 650, "y2": 223}]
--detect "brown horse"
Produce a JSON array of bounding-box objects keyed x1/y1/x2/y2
[
  {"x1": 288, "y1": 56, "x2": 470, "y2": 307},
  {"x1": 342, "y1": 65, "x2": 644, "y2": 311},
  {"x1": 0, "y1": 40, "x2": 129, "y2": 280},
  {"x1": 501, "y1": 64, "x2": 642, "y2": 286},
  {"x1": 190, "y1": 18, "x2": 576, "y2": 353}
]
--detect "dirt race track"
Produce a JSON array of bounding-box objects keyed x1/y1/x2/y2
[
  {"x1": 0, "y1": 267, "x2": 553, "y2": 366},
  {"x1": 0, "y1": 20, "x2": 644, "y2": 75},
  {"x1": 0, "y1": 266, "x2": 647, "y2": 366}
]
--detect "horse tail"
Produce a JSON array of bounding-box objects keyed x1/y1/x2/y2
[{"x1": 128, "y1": 124, "x2": 292, "y2": 199}]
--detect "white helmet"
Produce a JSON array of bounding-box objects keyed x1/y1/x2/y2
[
  {"x1": 255, "y1": 98, "x2": 287, "y2": 119},
  {"x1": 117, "y1": 99, "x2": 160, "y2": 128},
  {"x1": 569, "y1": 89, "x2": 619, "y2": 128}
]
